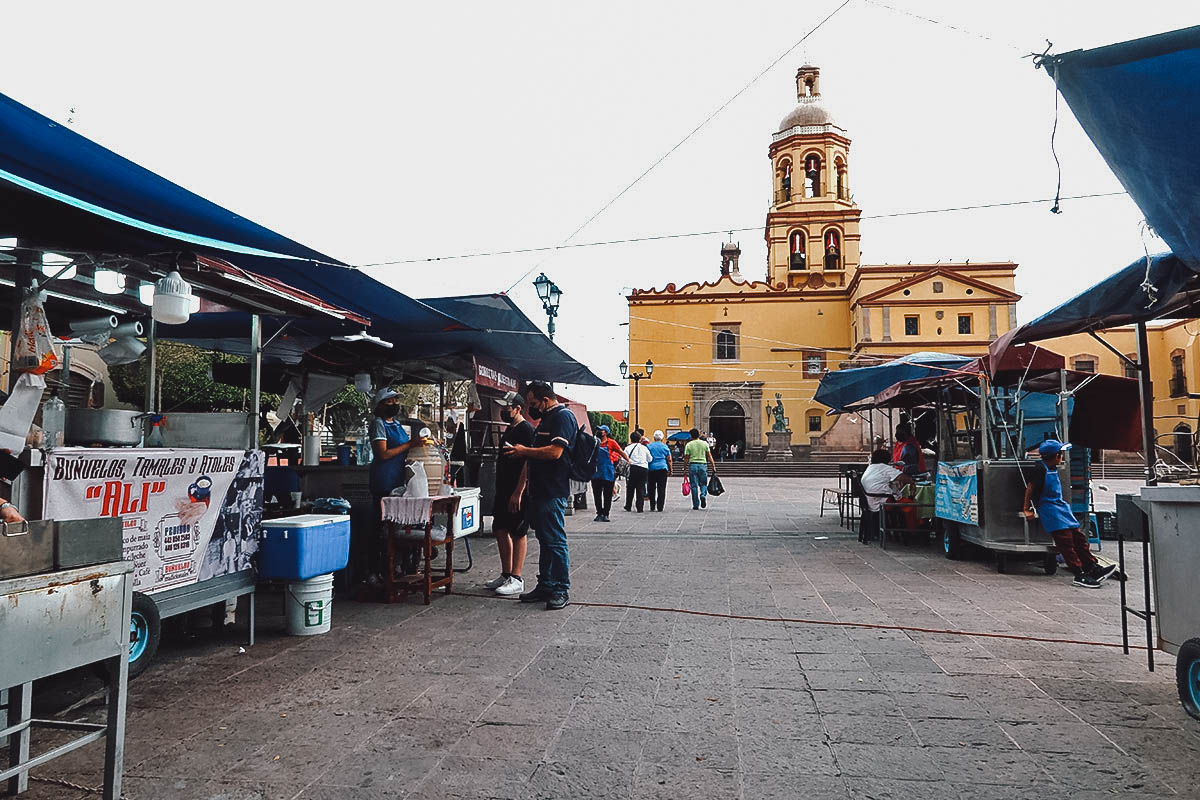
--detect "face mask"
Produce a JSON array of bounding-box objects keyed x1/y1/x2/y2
[{"x1": 527, "y1": 403, "x2": 543, "y2": 421}]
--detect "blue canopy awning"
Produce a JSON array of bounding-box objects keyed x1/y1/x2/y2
[
  {"x1": 994, "y1": 252, "x2": 1200, "y2": 350},
  {"x1": 414, "y1": 294, "x2": 611, "y2": 386},
  {"x1": 0, "y1": 90, "x2": 463, "y2": 336},
  {"x1": 1049, "y1": 26, "x2": 1200, "y2": 271},
  {"x1": 813, "y1": 351, "x2": 974, "y2": 413}
]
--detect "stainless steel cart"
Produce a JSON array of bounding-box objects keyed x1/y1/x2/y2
[
  {"x1": 1138, "y1": 486, "x2": 1200, "y2": 719},
  {"x1": 1, "y1": 561, "x2": 132, "y2": 797}
]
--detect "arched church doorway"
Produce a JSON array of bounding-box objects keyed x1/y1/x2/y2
[{"x1": 709, "y1": 400, "x2": 746, "y2": 460}]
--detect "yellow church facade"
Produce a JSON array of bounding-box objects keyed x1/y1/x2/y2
[{"x1": 626, "y1": 66, "x2": 1021, "y2": 455}]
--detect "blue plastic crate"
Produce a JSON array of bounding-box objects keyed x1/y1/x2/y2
[{"x1": 259, "y1": 514, "x2": 350, "y2": 581}]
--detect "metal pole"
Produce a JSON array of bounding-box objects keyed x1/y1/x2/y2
[
  {"x1": 1136, "y1": 321, "x2": 1157, "y2": 486},
  {"x1": 249, "y1": 314, "x2": 262, "y2": 449},
  {"x1": 144, "y1": 318, "x2": 157, "y2": 415},
  {"x1": 548, "y1": 312, "x2": 555, "y2": 341},
  {"x1": 979, "y1": 373, "x2": 990, "y2": 460},
  {"x1": 634, "y1": 376, "x2": 640, "y2": 431}
]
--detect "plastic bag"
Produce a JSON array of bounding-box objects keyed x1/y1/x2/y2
[
  {"x1": 405, "y1": 461, "x2": 430, "y2": 498},
  {"x1": 14, "y1": 292, "x2": 60, "y2": 374},
  {"x1": 682, "y1": 479, "x2": 691, "y2": 496},
  {"x1": 707, "y1": 473, "x2": 725, "y2": 497}
]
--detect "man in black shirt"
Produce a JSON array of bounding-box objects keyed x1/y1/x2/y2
[
  {"x1": 484, "y1": 391, "x2": 535, "y2": 596},
  {"x1": 505, "y1": 381, "x2": 577, "y2": 611}
]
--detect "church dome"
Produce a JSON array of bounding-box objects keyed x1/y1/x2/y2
[{"x1": 778, "y1": 97, "x2": 834, "y2": 132}]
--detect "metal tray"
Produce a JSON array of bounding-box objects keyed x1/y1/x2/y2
[{"x1": 0, "y1": 520, "x2": 54, "y2": 579}]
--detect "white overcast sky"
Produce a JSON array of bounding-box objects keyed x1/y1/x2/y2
[{"x1": 4, "y1": 1, "x2": 1196, "y2": 409}]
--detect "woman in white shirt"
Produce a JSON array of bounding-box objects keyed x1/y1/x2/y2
[
  {"x1": 623, "y1": 431, "x2": 653, "y2": 513},
  {"x1": 859, "y1": 448, "x2": 914, "y2": 542}
]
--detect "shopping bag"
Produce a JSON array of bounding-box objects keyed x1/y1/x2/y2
[
  {"x1": 681, "y1": 479, "x2": 691, "y2": 496},
  {"x1": 707, "y1": 473, "x2": 725, "y2": 497}
]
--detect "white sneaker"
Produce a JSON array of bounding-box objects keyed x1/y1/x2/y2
[
  {"x1": 483, "y1": 574, "x2": 507, "y2": 590},
  {"x1": 495, "y1": 576, "x2": 525, "y2": 596}
]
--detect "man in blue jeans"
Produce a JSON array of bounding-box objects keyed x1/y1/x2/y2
[{"x1": 505, "y1": 381, "x2": 577, "y2": 611}]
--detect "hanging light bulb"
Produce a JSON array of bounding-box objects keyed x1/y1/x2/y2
[
  {"x1": 138, "y1": 282, "x2": 155, "y2": 306},
  {"x1": 93, "y1": 268, "x2": 126, "y2": 295},
  {"x1": 152, "y1": 270, "x2": 193, "y2": 324},
  {"x1": 42, "y1": 252, "x2": 76, "y2": 280}
]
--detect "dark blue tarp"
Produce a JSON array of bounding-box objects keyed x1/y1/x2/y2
[
  {"x1": 414, "y1": 294, "x2": 610, "y2": 386},
  {"x1": 994, "y1": 252, "x2": 1200, "y2": 348},
  {"x1": 0, "y1": 90, "x2": 463, "y2": 335},
  {"x1": 813, "y1": 351, "x2": 974, "y2": 413},
  {"x1": 1050, "y1": 26, "x2": 1200, "y2": 271}
]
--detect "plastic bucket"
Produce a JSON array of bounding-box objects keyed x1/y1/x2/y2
[{"x1": 285, "y1": 573, "x2": 334, "y2": 636}]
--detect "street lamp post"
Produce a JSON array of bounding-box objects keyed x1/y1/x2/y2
[
  {"x1": 532, "y1": 272, "x2": 563, "y2": 340},
  {"x1": 619, "y1": 359, "x2": 654, "y2": 431}
]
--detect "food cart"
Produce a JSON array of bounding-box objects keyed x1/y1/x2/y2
[{"x1": 839, "y1": 344, "x2": 1143, "y2": 572}]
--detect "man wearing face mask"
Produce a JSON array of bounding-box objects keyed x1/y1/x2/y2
[
  {"x1": 483, "y1": 391, "x2": 535, "y2": 595},
  {"x1": 504, "y1": 381, "x2": 577, "y2": 611}
]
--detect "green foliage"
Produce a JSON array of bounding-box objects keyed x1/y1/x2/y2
[
  {"x1": 109, "y1": 342, "x2": 279, "y2": 412},
  {"x1": 587, "y1": 410, "x2": 627, "y2": 443}
]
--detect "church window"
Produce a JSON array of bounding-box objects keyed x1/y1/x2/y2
[
  {"x1": 778, "y1": 160, "x2": 792, "y2": 201},
  {"x1": 802, "y1": 350, "x2": 824, "y2": 375},
  {"x1": 1171, "y1": 351, "x2": 1187, "y2": 396},
  {"x1": 789, "y1": 230, "x2": 806, "y2": 270},
  {"x1": 804, "y1": 154, "x2": 821, "y2": 198},
  {"x1": 1124, "y1": 355, "x2": 1139, "y2": 380},
  {"x1": 713, "y1": 325, "x2": 740, "y2": 362},
  {"x1": 823, "y1": 230, "x2": 842, "y2": 270},
  {"x1": 932, "y1": 281, "x2": 944, "y2": 293},
  {"x1": 808, "y1": 413, "x2": 822, "y2": 432},
  {"x1": 957, "y1": 314, "x2": 973, "y2": 334},
  {"x1": 835, "y1": 157, "x2": 847, "y2": 200},
  {"x1": 1073, "y1": 357, "x2": 1096, "y2": 373},
  {"x1": 904, "y1": 315, "x2": 919, "y2": 336}
]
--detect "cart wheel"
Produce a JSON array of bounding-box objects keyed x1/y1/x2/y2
[
  {"x1": 943, "y1": 525, "x2": 963, "y2": 561},
  {"x1": 128, "y1": 592, "x2": 162, "y2": 679},
  {"x1": 996, "y1": 553, "x2": 1008, "y2": 574},
  {"x1": 1176, "y1": 638, "x2": 1200, "y2": 720},
  {"x1": 1043, "y1": 555, "x2": 1058, "y2": 576}
]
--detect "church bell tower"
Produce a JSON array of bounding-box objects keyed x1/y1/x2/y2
[{"x1": 764, "y1": 66, "x2": 861, "y2": 289}]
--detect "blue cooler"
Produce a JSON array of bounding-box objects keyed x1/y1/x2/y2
[{"x1": 259, "y1": 514, "x2": 351, "y2": 581}]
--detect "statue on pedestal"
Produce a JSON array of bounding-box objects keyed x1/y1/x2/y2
[{"x1": 769, "y1": 393, "x2": 788, "y2": 432}]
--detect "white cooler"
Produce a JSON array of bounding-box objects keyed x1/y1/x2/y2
[{"x1": 451, "y1": 487, "x2": 481, "y2": 538}]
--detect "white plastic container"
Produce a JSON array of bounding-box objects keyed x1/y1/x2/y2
[
  {"x1": 285, "y1": 573, "x2": 334, "y2": 636},
  {"x1": 452, "y1": 487, "x2": 481, "y2": 538}
]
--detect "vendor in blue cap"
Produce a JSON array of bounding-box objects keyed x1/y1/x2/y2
[
  {"x1": 367, "y1": 387, "x2": 417, "y2": 579},
  {"x1": 1021, "y1": 439, "x2": 1116, "y2": 589}
]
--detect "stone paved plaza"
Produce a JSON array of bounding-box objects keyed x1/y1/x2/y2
[{"x1": 23, "y1": 478, "x2": 1200, "y2": 799}]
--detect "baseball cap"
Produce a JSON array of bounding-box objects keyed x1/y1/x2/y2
[
  {"x1": 494, "y1": 391, "x2": 523, "y2": 407},
  {"x1": 1038, "y1": 439, "x2": 1072, "y2": 456},
  {"x1": 372, "y1": 387, "x2": 399, "y2": 409},
  {"x1": 597, "y1": 425, "x2": 610, "y2": 433}
]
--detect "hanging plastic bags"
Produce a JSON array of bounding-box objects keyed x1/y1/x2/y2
[
  {"x1": 14, "y1": 292, "x2": 60, "y2": 375},
  {"x1": 707, "y1": 473, "x2": 725, "y2": 497},
  {"x1": 682, "y1": 479, "x2": 691, "y2": 496}
]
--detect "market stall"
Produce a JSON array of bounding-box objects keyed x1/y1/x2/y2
[{"x1": 834, "y1": 345, "x2": 1143, "y2": 571}]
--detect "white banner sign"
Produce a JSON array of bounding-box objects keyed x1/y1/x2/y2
[{"x1": 44, "y1": 448, "x2": 263, "y2": 594}]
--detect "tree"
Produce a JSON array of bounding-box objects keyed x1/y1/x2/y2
[
  {"x1": 108, "y1": 342, "x2": 279, "y2": 412},
  {"x1": 587, "y1": 411, "x2": 627, "y2": 444}
]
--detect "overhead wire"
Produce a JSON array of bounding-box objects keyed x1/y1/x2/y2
[
  {"x1": 500, "y1": 0, "x2": 856, "y2": 293},
  {"x1": 0, "y1": 190, "x2": 1127, "y2": 271},
  {"x1": 860, "y1": 0, "x2": 1027, "y2": 54}
]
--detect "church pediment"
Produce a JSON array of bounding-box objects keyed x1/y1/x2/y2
[{"x1": 853, "y1": 268, "x2": 1019, "y2": 306}]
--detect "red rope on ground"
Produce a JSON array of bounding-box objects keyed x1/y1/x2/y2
[{"x1": 451, "y1": 591, "x2": 1148, "y2": 651}]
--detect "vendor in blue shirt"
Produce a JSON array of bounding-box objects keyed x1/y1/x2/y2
[
  {"x1": 369, "y1": 387, "x2": 414, "y2": 496},
  {"x1": 367, "y1": 387, "x2": 416, "y2": 581}
]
